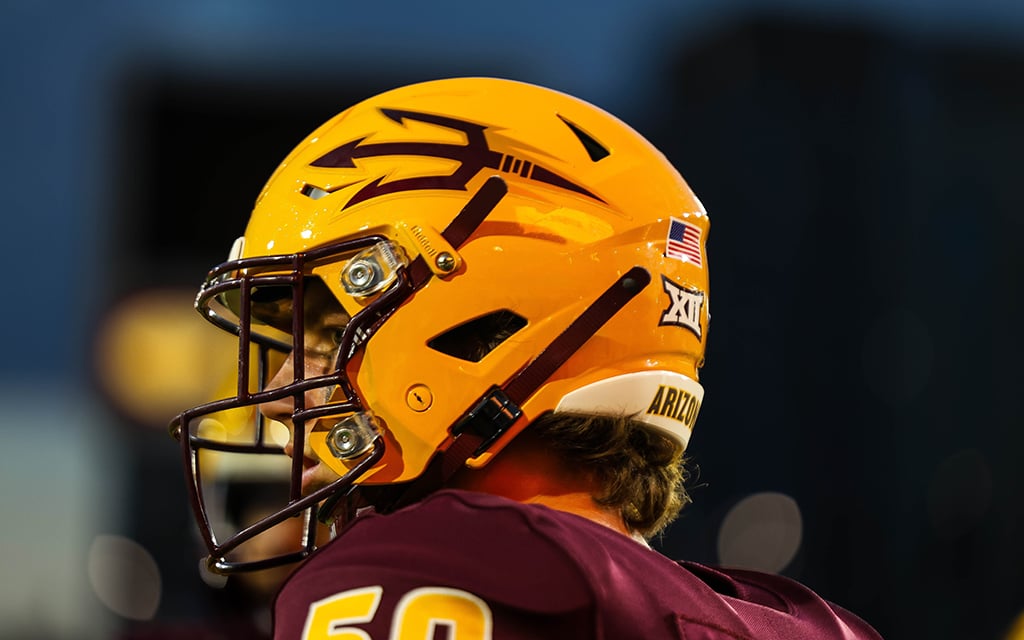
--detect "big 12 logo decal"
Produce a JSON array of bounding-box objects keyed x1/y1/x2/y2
[{"x1": 659, "y1": 275, "x2": 703, "y2": 339}]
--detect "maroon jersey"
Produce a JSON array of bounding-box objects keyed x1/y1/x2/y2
[{"x1": 274, "y1": 490, "x2": 881, "y2": 639}]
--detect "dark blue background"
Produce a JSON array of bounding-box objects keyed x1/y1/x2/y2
[{"x1": 2, "y1": 2, "x2": 1021, "y2": 638}]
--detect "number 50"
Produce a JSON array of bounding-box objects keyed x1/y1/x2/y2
[{"x1": 301, "y1": 585, "x2": 494, "y2": 640}]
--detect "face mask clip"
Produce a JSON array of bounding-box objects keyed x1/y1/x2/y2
[
  {"x1": 340, "y1": 241, "x2": 406, "y2": 297},
  {"x1": 325, "y1": 412, "x2": 381, "y2": 460}
]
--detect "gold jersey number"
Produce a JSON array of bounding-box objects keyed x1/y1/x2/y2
[{"x1": 302, "y1": 585, "x2": 494, "y2": 640}]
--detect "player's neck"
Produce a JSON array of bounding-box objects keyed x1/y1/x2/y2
[
  {"x1": 521, "y1": 490, "x2": 634, "y2": 536},
  {"x1": 448, "y1": 434, "x2": 638, "y2": 541}
]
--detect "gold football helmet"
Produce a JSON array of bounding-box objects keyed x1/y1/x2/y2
[{"x1": 170, "y1": 77, "x2": 710, "y2": 572}]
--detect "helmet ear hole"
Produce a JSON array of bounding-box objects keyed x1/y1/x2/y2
[{"x1": 427, "y1": 310, "x2": 528, "y2": 363}]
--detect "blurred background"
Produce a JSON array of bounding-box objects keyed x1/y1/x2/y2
[{"x1": 1, "y1": 0, "x2": 1022, "y2": 638}]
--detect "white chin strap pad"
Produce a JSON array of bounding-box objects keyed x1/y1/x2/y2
[{"x1": 554, "y1": 371, "x2": 704, "y2": 451}]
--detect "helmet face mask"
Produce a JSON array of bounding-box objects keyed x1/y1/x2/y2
[
  {"x1": 171, "y1": 78, "x2": 711, "y2": 573},
  {"x1": 172, "y1": 188, "x2": 511, "y2": 572},
  {"x1": 172, "y1": 239, "x2": 403, "y2": 572}
]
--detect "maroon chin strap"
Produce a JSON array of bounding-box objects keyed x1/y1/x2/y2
[{"x1": 389, "y1": 265, "x2": 652, "y2": 511}]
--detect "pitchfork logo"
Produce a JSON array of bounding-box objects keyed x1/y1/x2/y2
[
  {"x1": 659, "y1": 275, "x2": 703, "y2": 339},
  {"x1": 310, "y1": 108, "x2": 604, "y2": 208}
]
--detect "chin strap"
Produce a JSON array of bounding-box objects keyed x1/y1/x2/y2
[{"x1": 389, "y1": 265, "x2": 652, "y2": 511}]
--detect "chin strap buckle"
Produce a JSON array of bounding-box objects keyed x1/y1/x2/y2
[{"x1": 452, "y1": 386, "x2": 523, "y2": 457}]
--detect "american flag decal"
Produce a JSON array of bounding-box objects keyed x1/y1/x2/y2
[{"x1": 666, "y1": 217, "x2": 703, "y2": 267}]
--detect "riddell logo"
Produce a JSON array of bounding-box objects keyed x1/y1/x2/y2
[{"x1": 310, "y1": 108, "x2": 604, "y2": 208}]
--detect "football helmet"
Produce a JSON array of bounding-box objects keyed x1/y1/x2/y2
[{"x1": 170, "y1": 77, "x2": 710, "y2": 573}]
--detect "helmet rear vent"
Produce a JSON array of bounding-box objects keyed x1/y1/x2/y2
[
  {"x1": 557, "y1": 115, "x2": 610, "y2": 162},
  {"x1": 427, "y1": 310, "x2": 527, "y2": 362}
]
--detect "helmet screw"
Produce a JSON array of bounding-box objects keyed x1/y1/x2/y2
[
  {"x1": 329, "y1": 427, "x2": 359, "y2": 456},
  {"x1": 435, "y1": 252, "x2": 456, "y2": 273},
  {"x1": 343, "y1": 259, "x2": 378, "y2": 292},
  {"x1": 326, "y1": 414, "x2": 377, "y2": 460},
  {"x1": 406, "y1": 384, "x2": 433, "y2": 412}
]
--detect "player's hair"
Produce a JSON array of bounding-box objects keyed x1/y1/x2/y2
[
  {"x1": 528, "y1": 411, "x2": 691, "y2": 538},
  {"x1": 458, "y1": 319, "x2": 691, "y2": 537}
]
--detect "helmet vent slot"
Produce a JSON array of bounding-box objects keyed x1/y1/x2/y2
[
  {"x1": 301, "y1": 183, "x2": 331, "y2": 200},
  {"x1": 557, "y1": 115, "x2": 610, "y2": 162},
  {"x1": 427, "y1": 310, "x2": 527, "y2": 362}
]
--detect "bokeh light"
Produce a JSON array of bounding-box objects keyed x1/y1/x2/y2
[
  {"x1": 87, "y1": 534, "x2": 162, "y2": 621},
  {"x1": 717, "y1": 492, "x2": 803, "y2": 574},
  {"x1": 94, "y1": 289, "x2": 236, "y2": 428}
]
